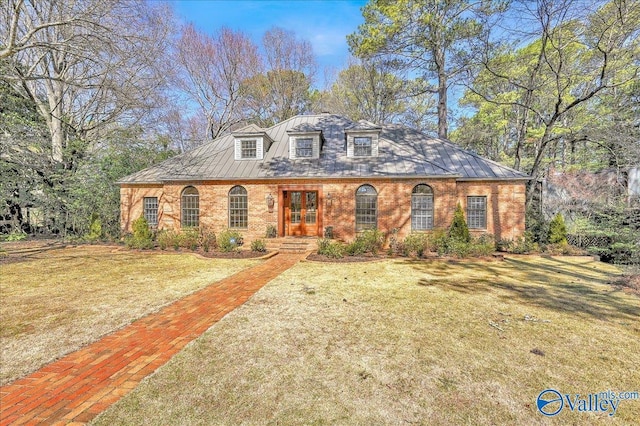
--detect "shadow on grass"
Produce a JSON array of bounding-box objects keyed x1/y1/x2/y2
[{"x1": 401, "y1": 257, "x2": 639, "y2": 322}]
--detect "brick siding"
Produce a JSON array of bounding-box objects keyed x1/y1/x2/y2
[{"x1": 121, "y1": 178, "x2": 525, "y2": 243}]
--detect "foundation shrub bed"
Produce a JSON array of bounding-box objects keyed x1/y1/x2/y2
[
  {"x1": 156, "y1": 228, "x2": 217, "y2": 252},
  {"x1": 317, "y1": 238, "x2": 346, "y2": 258},
  {"x1": 251, "y1": 239, "x2": 267, "y2": 253},
  {"x1": 344, "y1": 229, "x2": 385, "y2": 256},
  {"x1": 402, "y1": 233, "x2": 433, "y2": 257},
  {"x1": 124, "y1": 217, "x2": 154, "y2": 249},
  {"x1": 497, "y1": 231, "x2": 538, "y2": 254},
  {"x1": 218, "y1": 230, "x2": 243, "y2": 253}
]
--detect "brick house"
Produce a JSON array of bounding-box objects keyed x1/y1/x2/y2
[{"x1": 119, "y1": 114, "x2": 528, "y2": 242}]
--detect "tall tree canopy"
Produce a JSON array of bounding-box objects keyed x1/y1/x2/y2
[{"x1": 348, "y1": 0, "x2": 496, "y2": 138}]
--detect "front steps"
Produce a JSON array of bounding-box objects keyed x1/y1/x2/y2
[{"x1": 265, "y1": 237, "x2": 316, "y2": 253}]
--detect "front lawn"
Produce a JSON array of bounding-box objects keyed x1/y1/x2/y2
[
  {"x1": 0, "y1": 245, "x2": 260, "y2": 385},
  {"x1": 93, "y1": 256, "x2": 640, "y2": 425}
]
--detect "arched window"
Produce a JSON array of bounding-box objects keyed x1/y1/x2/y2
[
  {"x1": 229, "y1": 186, "x2": 248, "y2": 229},
  {"x1": 181, "y1": 186, "x2": 199, "y2": 227},
  {"x1": 412, "y1": 184, "x2": 434, "y2": 230},
  {"x1": 355, "y1": 184, "x2": 377, "y2": 231}
]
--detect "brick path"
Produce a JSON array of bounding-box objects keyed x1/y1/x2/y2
[{"x1": 0, "y1": 252, "x2": 305, "y2": 425}]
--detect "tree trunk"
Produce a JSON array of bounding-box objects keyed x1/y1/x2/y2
[{"x1": 434, "y1": 45, "x2": 447, "y2": 139}]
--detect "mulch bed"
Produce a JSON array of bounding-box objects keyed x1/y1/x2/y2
[
  {"x1": 306, "y1": 252, "x2": 505, "y2": 263},
  {"x1": 306, "y1": 253, "x2": 382, "y2": 263},
  {"x1": 197, "y1": 250, "x2": 270, "y2": 259},
  {"x1": 121, "y1": 246, "x2": 270, "y2": 259}
]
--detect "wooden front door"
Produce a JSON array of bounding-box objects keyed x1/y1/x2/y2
[{"x1": 284, "y1": 191, "x2": 318, "y2": 236}]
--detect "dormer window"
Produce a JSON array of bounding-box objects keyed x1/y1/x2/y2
[
  {"x1": 295, "y1": 138, "x2": 313, "y2": 158},
  {"x1": 287, "y1": 123, "x2": 324, "y2": 160},
  {"x1": 346, "y1": 120, "x2": 381, "y2": 158},
  {"x1": 241, "y1": 139, "x2": 257, "y2": 159},
  {"x1": 232, "y1": 124, "x2": 272, "y2": 160},
  {"x1": 354, "y1": 137, "x2": 372, "y2": 156}
]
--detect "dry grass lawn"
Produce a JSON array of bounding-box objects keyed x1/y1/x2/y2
[
  {"x1": 93, "y1": 256, "x2": 639, "y2": 425},
  {"x1": 0, "y1": 245, "x2": 260, "y2": 385}
]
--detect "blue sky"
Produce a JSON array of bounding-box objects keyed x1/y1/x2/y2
[{"x1": 171, "y1": 0, "x2": 368, "y2": 87}]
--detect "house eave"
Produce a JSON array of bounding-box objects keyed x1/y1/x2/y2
[
  {"x1": 456, "y1": 177, "x2": 531, "y2": 182},
  {"x1": 120, "y1": 174, "x2": 465, "y2": 185}
]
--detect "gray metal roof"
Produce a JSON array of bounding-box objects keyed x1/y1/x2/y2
[{"x1": 119, "y1": 114, "x2": 529, "y2": 184}]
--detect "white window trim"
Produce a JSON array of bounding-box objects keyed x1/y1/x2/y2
[
  {"x1": 234, "y1": 137, "x2": 265, "y2": 160},
  {"x1": 346, "y1": 131, "x2": 379, "y2": 157},
  {"x1": 289, "y1": 133, "x2": 321, "y2": 159}
]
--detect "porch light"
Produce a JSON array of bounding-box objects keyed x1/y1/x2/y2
[
  {"x1": 266, "y1": 193, "x2": 275, "y2": 212},
  {"x1": 326, "y1": 192, "x2": 332, "y2": 207}
]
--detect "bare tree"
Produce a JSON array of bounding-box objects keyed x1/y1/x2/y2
[
  {"x1": 1, "y1": 0, "x2": 90, "y2": 59},
  {"x1": 1, "y1": 0, "x2": 174, "y2": 164},
  {"x1": 243, "y1": 27, "x2": 317, "y2": 126},
  {"x1": 174, "y1": 25, "x2": 261, "y2": 139}
]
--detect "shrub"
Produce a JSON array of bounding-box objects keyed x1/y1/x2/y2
[
  {"x1": 317, "y1": 238, "x2": 331, "y2": 253},
  {"x1": 172, "y1": 231, "x2": 184, "y2": 250},
  {"x1": 251, "y1": 239, "x2": 267, "y2": 252},
  {"x1": 526, "y1": 207, "x2": 549, "y2": 244},
  {"x1": 156, "y1": 230, "x2": 172, "y2": 250},
  {"x1": 4, "y1": 229, "x2": 27, "y2": 242},
  {"x1": 447, "y1": 239, "x2": 471, "y2": 258},
  {"x1": 181, "y1": 227, "x2": 200, "y2": 250},
  {"x1": 356, "y1": 228, "x2": 385, "y2": 254},
  {"x1": 432, "y1": 228, "x2": 450, "y2": 255},
  {"x1": 548, "y1": 213, "x2": 568, "y2": 244},
  {"x1": 218, "y1": 230, "x2": 243, "y2": 252},
  {"x1": 265, "y1": 225, "x2": 277, "y2": 238},
  {"x1": 497, "y1": 231, "x2": 538, "y2": 254},
  {"x1": 345, "y1": 239, "x2": 367, "y2": 256},
  {"x1": 317, "y1": 238, "x2": 345, "y2": 258},
  {"x1": 403, "y1": 233, "x2": 432, "y2": 257},
  {"x1": 449, "y1": 203, "x2": 470, "y2": 243},
  {"x1": 468, "y1": 234, "x2": 495, "y2": 257},
  {"x1": 199, "y1": 228, "x2": 216, "y2": 252},
  {"x1": 86, "y1": 213, "x2": 102, "y2": 242},
  {"x1": 388, "y1": 228, "x2": 402, "y2": 255},
  {"x1": 125, "y1": 216, "x2": 154, "y2": 249}
]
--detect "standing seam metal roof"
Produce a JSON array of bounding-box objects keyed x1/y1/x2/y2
[{"x1": 118, "y1": 114, "x2": 529, "y2": 184}]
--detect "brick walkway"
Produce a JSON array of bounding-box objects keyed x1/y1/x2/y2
[{"x1": 0, "y1": 252, "x2": 305, "y2": 425}]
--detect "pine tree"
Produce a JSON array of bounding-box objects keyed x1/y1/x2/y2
[
  {"x1": 449, "y1": 203, "x2": 470, "y2": 243},
  {"x1": 548, "y1": 213, "x2": 568, "y2": 244}
]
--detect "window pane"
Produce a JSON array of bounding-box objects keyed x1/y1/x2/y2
[
  {"x1": 241, "y1": 140, "x2": 257, "y2": 158},
  {"x1": 290, "y1": 192, "x2": 301, "y2": 224},
  {"x1": 355, "y1": 185, "x2": 377, "y2": 231},
  {"x1": 412, "y1": 193, "x2": 433, "y2": 230},
  {"x1": 467, "y1": 196, "x2": 487, "y2": 229},
  {"x1": 354, "y1": 137, "x2": 372, "y2": 156},
  {"x1": 181, "y1": 187, "x2": 199, "y2": 228},
  {"x1": 143, "y1": 197, "x2": 158, "y2": 227},
  {"x1": 229, "y1": 186, "x2": 248, "y2": 228},
  {"x1": 305, "y1": 192, "x2": 317, "y2": 224},
  {"x1": 296, "y1": 138, "x2": 313, "y2": 158}
]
